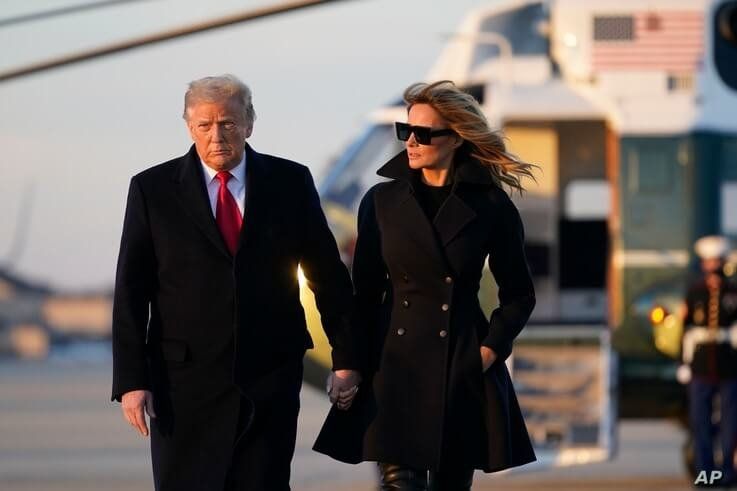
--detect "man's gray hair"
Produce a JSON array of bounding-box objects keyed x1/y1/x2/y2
[{"x1": 183, "y1": 74, "x2": 256, "y2": 125}]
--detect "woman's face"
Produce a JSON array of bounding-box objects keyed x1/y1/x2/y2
[{"x1": 405, "y1": 103, "x2": 460, "y2": 171}]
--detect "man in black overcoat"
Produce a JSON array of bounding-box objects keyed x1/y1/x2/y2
[{"x1": 111, "y1": 74, "x2": 361, "y2": 491}]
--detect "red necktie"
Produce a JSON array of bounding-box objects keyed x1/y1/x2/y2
[{"x1": 215, "y1": 171, "x2": 243, "y2": 255}]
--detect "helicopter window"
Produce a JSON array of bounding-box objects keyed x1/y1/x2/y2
[
  {"x1": 559, "y1": 219, "x2": 607, "y2": 289},
  {"x1": 321, "y1": 124, "x2": 402, "y2": 211},
  {"x1": 564, "y1": 180, "x2": 610, "y2": 220},
  {"x1": 667, "y1": 74, "x2": 695, "y2": 92},
  {"x1": 714, "y1": 1, "x2": 737, "y2": 90},
  {"x1": 472, "y1": 2, "x2": 548, "y2": 69},
  {"x1": 722, "y1": 182, "x2": 737, "y2": 234}
]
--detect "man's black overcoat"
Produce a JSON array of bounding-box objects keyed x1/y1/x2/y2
[
  {"x1": 112, "y1": 143, "x2": 358, "y2": 488},
  {"x1": 314, "y1": 151, "x2": 536, "y2": 472}
]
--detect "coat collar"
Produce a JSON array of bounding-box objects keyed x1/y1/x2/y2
[
  {"x1": 376, "y1": 150, "x2": 496, "y2": 188},
  {"x1": 174, "y1": 142, "x2": 271, "y2": 183},
  {"x1": 174, "y1": 143, "x2": 270, "y2": 259},
  {"x1": 238, "y1": 143, "x2": 272, "y2": 253},
  {"x1": 374, "y1": 151, "x2": 489, "y2": 270}
]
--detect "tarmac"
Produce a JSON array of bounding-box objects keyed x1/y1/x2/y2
[{"x1": 0, "y1": 354, "x2": 695, "y2": 491}]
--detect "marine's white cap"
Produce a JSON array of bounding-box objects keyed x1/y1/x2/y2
[{"x1": 694, "y1": 235, "x2": 731, "y2": 260}]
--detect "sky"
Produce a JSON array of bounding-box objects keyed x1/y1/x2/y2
[{"x1": 0, "y1": 0, "x2": 496, "y2": 290}]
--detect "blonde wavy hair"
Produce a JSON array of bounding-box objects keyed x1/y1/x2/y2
[{"x1": 403, "y1": 80, "x2": 537, "y2": 193}]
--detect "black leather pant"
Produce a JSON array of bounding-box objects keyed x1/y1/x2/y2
[{"x1": 378, "y1": 463, "x2": 474, "y2": 491}]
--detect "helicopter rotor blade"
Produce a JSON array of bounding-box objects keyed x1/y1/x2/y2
[
  {"x1": 0, "y1": 0, "x2": 156, "y2": 28},
  {"x1": 0, "y1": 0, "x2": 358, "y2": 83}
]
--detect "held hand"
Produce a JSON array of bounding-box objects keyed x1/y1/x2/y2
[
  {"x1": 121, "y1": 390, "x2": 156, "y2": 437},
  {"x1": 480, "y1": 346, "x2": 497, "y2": 372},
  {"x1": 326, "y1": 369, "x2": 362, "y2": 411}
]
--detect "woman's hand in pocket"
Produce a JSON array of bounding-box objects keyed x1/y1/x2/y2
[{"x1": 480, "y1": 346, "x2": 497, "y2": 372}]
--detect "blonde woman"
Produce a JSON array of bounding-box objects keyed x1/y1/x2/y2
[{"x1": 315, "y1": 81, "x2": 537, "y2": 490}]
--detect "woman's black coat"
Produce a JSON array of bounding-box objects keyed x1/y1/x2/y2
[{"x1": 314, "y1": 151, "x2": 537, "y2": 472}]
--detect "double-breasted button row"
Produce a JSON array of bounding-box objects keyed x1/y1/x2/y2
[
  {"x1": 397, "y1": 328, "x2": 446, "y2": 337},
  {"x1": 400, "y1": 300, "x2": 448, "y2": 310},
  {"x1": 441, "y1": 276, "x2": 452, "y2": 313},
  {"x1": 400, "y1": 275, "x2": 450, "y2": 283}
]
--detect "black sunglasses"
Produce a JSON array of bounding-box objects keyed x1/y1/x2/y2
[{"x1": 395, "y1": 122, "x2": 455, "y2": 145}]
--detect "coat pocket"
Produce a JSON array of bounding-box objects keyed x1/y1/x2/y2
[{"x1": 462, "y1": 327, "x2": 484, "y2": 376}]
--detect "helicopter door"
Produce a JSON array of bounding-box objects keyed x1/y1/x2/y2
[
  {"x1": 503, "y1": 124, "x2": 559, "y2": 322},
  {"x1": 505, "y1": 121, "x2": 609, "y2": 323},
  {"x1": 556, "y1": 121, "x2": 609, "y2": 323}
]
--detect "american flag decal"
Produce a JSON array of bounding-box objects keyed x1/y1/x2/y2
[{"x1": 591, "y1": 10, "x2": 704, "y2": 72}]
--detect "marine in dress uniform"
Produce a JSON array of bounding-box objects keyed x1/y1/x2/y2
[{"x1": 681, "y1": 235, "x2": 737, "y2": 487}]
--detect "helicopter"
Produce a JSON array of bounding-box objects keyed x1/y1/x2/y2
[{"x1": 299, "y1": 0, "x2": 737, "y2": 471}]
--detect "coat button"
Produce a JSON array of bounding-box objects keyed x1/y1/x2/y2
[
  {"x1": 397, "y1": 328, "x2": 406, "y2": 336},
  {"x1": 444, "y1": 276, "x2": 453, "y2": 284},
  {"x1": 441, "y1": 304, "x2": 449, "y2": 311},
  {"x1": 439, "y1": 330, "x2": 448, "y2": 338},
  {"x1": 403, "y1": 300, "x2": 410, "y2": 308}
]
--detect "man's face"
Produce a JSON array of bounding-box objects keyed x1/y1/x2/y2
[{"x1": 186, "y1": 98, "x2": 252, "y2": 171}]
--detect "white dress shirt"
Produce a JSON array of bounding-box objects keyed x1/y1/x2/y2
[{"x1": 200, "y1": 154, "x2": 246, "y2": 217}]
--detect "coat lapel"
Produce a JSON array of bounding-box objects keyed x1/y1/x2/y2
[
  {"x1": 377, "y1": 151, "x2": 491, "y2": 254},
  {"x1": 236, "y1": 144, "x2": 272, "y2": 254},
  {"x1": 433, "y1": 192, "x2": 476, "y2": 247},
  {"x1": 380, "y1": 180, "x2": 450, "y2": 272},
  {"x1": 174, "y1": 145, "x2": 232, "y2": 260}
]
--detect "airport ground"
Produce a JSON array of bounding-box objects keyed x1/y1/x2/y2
[{"x1": 0, "y1": 356, "x2": 696, "y2": 491}]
